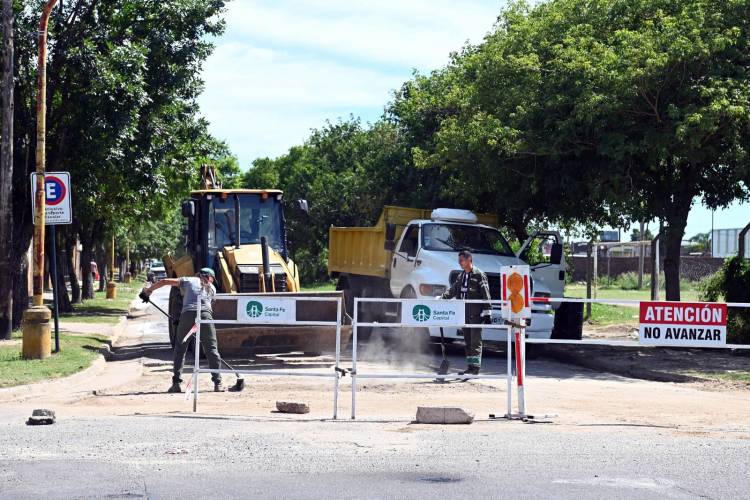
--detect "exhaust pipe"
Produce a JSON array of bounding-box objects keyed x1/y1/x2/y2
[
  {"x1": 261, "y1": 236, "x2": 271, "y2": 292},
  {"x1": 233, "y1": 194, "x2": 241, "y2": 248}
]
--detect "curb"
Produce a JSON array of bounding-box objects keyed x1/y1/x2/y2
[
  {"x1": 0, "y1": 356, "x2": 108, "y2": 402},
  {"x1": 99, "y1": 296, "x2": 142, "y2": 360},
  {"x1": 540, "y1": 344, "x2": 706, "y2": 384},
  {"x1": 0, "y1": 294, "x2": 144, "y2": 400}
]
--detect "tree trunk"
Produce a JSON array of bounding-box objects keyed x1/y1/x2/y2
[
  {"x1": 662, "y1": 208, "x2": 690, "y2": 302},
  {"x1": 66, "y1": 230, "x2": 81, "y2": 303},
  {"x1": 47, "y1": 228, "x2": 73, "y2": 313},
  {"x1": 80, "y1": 236, "x2": 95, "y2": 300},
  {"x1": 97, "y1": 244, "x2": 107, "y2": 292},
  {"x1": 0, "y1": 0, "x2": 14, "y2": 340},
  {"x1": 11, "y1": 252, "x2": 28, "y2": 331}
]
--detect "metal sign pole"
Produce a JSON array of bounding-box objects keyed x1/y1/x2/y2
[
  {"x1": 50, "y1": 224, "x2": 60, "y2": 353},
  {"x1": 333, "y1": 296, "x2": 341, "y2": 420},
  {"x1": 514, "y1": 326, "x2": 526, "y2": 417},
  {"x1": 193, "y1": 298, "x2": 201, "y2": 413},
  {"x1": 506, "y1": 325, "x2": 512, "y2": 417},
  {"x1": 351, "y1": 298, "x2": 358, "y2": 420}
]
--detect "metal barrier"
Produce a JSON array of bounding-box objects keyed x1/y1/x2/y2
[
  {"x1": 527, "y1": 297, "x2": 750, "y2": 350},
  {"x1": 189, "y1": 293, "x2": 749, "y2": 422},
  {"x1": 193, "y1": 293, "x2": 344, "y2": 419},
  {"x1": 350, "y1": 296, "x2": 750, "y2": 421},
  {"x1": 351, "y1": 297, "x2": 517, "y2": 420}
]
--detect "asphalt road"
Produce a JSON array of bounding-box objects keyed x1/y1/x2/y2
[
  {"x1": 1, "y1": 287, "x2": 748, "y2": 499},
  {"x1": 1, "y1": 414, "x2": 748, "y2": 499}
]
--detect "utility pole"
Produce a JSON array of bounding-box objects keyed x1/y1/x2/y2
[
  {"x1": 22, "y1": 0, "x2": 59, "y2": 360},
  {"x1": 637, "y1": 221, "x2": 645, "y2": 290},
  {"x1": 0, "y1": 0, "x2": 14, "y2": 340}
]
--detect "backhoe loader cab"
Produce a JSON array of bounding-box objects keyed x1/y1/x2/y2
[
  {"x1": 162, "y1": 184, "x2": 347, "y2": 354},
  {"x1": 178, "y1": 189, "x2": 298, "y2": 294}
]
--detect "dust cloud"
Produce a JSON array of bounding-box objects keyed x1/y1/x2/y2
[{"x1": 355, "y1": 327, "x2": 436, "y2": 372}]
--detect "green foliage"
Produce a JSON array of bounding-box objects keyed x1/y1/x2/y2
[
  {"x1": 10, "y1": 0, "x2": 228, "y2": 304},
  {"x1": 630, "y1": 228, "x2": 654, "y2": 242},
  {"x1": 241, "y1": 118, "x2": 422, "y2": 283},
  {"x1": 699, "y1": 257, "x2": 750, "y2": 343},
  {"x1": 390, "y1": 0, "x2": 750, "y2": 298}
]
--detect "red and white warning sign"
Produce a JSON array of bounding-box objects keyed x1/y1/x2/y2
[
  {"x1": 501, "y1": 265, "x2": 531, "y2": 320},
  {"x1": 638, "y1": 301, "x2": 727, "y2": 347}
]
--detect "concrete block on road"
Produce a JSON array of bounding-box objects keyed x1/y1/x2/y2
[
  {"x1": 276, "y1": 401, "x2": 310, "y2": 414},
  {"x1": 27, "y1": 408, "x2": 56, "y2": 425},
  {"x1": 415, "y1": 406, "x2": 474, "y2": 424}
]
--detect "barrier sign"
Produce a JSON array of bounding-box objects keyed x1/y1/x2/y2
[
  {"x1": 30, "y1": 172, "x2": 72, "y2": 225},
  {"x1": 401, "y1": 299, "x2": 465, "y2": 326},
  {"x1": 639, "y1": 301, "x2": 727, "y2": 347},
  {"x1": 501, "y1": 265, "x2": 531, "y2": 320},
  {"x1": 237, "y1": 297, "x2": 295, "y2": 324}
]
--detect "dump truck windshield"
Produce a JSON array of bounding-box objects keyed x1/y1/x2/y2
[
  {"x1": 422, "y1": 223, "x2": 514, "y2": 256},
  {"x1": 208, "y1": 195, "x2": 284, "y2": 255}
]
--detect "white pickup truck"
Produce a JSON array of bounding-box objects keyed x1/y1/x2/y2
[{"x1": 329, "y1": 207, "x2": 579, "y2": 341}]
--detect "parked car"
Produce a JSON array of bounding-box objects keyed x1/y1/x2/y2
[{"x1": 148, "y1": 261, "x2": 167, "y2": 283}]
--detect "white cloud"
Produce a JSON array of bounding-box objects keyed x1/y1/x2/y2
[
  {"x1": 226, "y1": 0, "x2": 501, "y2": 68},
  {"x1": 198, "y1": 0, "x2": 504, "y2": 166}
]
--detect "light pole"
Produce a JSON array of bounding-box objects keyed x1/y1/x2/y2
[{"x1": 22, "y1": 0, "x2": 58, "y2": 360}]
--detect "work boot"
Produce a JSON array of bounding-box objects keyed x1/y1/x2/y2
[
  {"x1": 167, "y1": 382, "x2": 182, "y2": 393},
  {"x1": 459, "y1": 365, "x2": 480, "y2": 376},
  {"x1": 214, "y1": 381, "x2": 226, "y2": 392}
]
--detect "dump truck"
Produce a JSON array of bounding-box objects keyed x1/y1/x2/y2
[
  {"x1": 329, "y1": 206, "x2": 581, "y2": 342},
  {"x1": 164, "y1": 166, "x2": 349, "y2": 354}
]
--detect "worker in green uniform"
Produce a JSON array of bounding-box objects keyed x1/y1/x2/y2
[{"x1": 440, "y1": 250, "x2": 492, "y2": 375}]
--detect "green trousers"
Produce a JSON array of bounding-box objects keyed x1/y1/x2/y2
[
  {"x1": 173, "y1": 310, "x2": 222, "y2": 384},
  {"x1": 462, "y1": 325, "x2": 482, "y2": 367}
]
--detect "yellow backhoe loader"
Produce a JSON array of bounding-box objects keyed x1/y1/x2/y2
[{"x1": 164, "y1": 165, "x2": 348, "y2": 354}]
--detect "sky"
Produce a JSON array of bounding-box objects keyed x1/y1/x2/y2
[{"x1": 197, "y1": 0, "x2": 748, "y2": 238}]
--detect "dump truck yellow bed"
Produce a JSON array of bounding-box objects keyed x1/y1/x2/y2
[{"x1": 328, "y1": 205, "x2": 498, "y2": 280}]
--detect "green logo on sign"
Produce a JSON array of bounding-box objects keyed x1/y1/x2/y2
[
  {"x1": 412, "y1": 304, "x2": 431, "y2": 322},
  {"x1": 246, "y1": 301, "x2": 264, "y2": 318}
]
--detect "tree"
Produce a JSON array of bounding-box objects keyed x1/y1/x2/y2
[
  {"x1": 7, "y1": 0, "x2": 227, "y2": 323},
  {"x1": 401, "y1": 0, "x2": 750, "y2": 300},
  {"x1": 388, "y1": 3, "x2": 626, "y2": 241},
  {"x1": 241, "y1": 118, "x2": 416, "y2": 282},
  {"x1": 527, "y1": 0, "x2": 750, "y2": 300},
  {"x1": 630, "y1": 227, "x2": 654, "y2": 242},
  {"x1": 0, "y1": 0, "x2": 13, "y2": 338}
]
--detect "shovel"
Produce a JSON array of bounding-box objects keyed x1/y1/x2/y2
[
  {"x1": 140, "y1": 290, "x2": 245, "y2": 392},
  {"x1": 435, "y1": 327, "x2": 450, "y2": 381}
]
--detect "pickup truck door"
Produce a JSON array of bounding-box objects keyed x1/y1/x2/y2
[
  {"x1": 517, "y1": 231, "x2": 566, "y2": 299},
  {"x1": 390, "y1": 224, "x2": 420, "y2": 297}
]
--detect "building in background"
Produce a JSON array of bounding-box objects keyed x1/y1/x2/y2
[{"x1": 712, "y1": 228, "x2": 750, "y2": 258}]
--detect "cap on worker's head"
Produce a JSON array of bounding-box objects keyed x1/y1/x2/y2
[{"x1": 199, "y1": 267, "x2": 216, "y2": 278}]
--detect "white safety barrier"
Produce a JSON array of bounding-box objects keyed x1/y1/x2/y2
[
  {"x1": 351, "y1": 297, "x2": 521, "y2": 420},
  {"x1": 193, "y1": 293, "x2": 344, "y2": 419},
  {"x1": 350, "y1": 296, "x2": 750, "y2": 421},
  {"x1": 527, "y1": 297, "x2": 750, "y2": 350}
]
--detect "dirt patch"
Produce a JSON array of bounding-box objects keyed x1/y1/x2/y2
[{"x1": 542, "y1": 343, "x2": 750, "y2": 388}]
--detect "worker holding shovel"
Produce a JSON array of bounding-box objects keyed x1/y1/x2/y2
[
  {"x1": 439, "y1": 250, "x2": 492, "y2": 375},
  {"x1": 142, "y1": 268, "x2": 225, "y2": 393}
]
